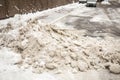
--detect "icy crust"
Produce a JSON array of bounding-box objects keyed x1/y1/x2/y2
[{"x1": 0, "y1": 17, "x2": 120, "y2": 74}]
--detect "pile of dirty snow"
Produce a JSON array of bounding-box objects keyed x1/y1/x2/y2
[{"x1": 0, "y1": 15, "x2": 120, "y2": 75}]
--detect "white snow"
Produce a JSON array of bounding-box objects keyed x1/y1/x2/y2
[
  {"x1": 101, "y1": 0, "x2": 111, "y2": 5},
  {"x1": 0, "y1": 47, "x2": 21, "y2": 73},
  {"x1": 0, "y1": 47, "x2": 21, "y2": 65}
]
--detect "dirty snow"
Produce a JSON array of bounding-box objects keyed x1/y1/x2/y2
[{"x1": 0, "y1": 2, "x2": 120, "y2": 80}]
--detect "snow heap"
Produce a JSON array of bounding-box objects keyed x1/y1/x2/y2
[
  {"x1": 101, "y1": 0, "x2": 111, "y2": 5},
  {"x1": 0, "y1": 15, "x2": 120, "y2": 74}
]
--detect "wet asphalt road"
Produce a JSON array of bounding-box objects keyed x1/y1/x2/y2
[{"x1": 62, "y1": 1, "x2": 120, "y2": 37}]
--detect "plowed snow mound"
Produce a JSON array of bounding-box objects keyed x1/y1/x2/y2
[{"x1": 0, "y1": 18, "x2": 120, "y2": 74}]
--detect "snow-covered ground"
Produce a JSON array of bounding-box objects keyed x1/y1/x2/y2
[{"x1": 0, "y1": 2, "x2": 120, "y2": 80}]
